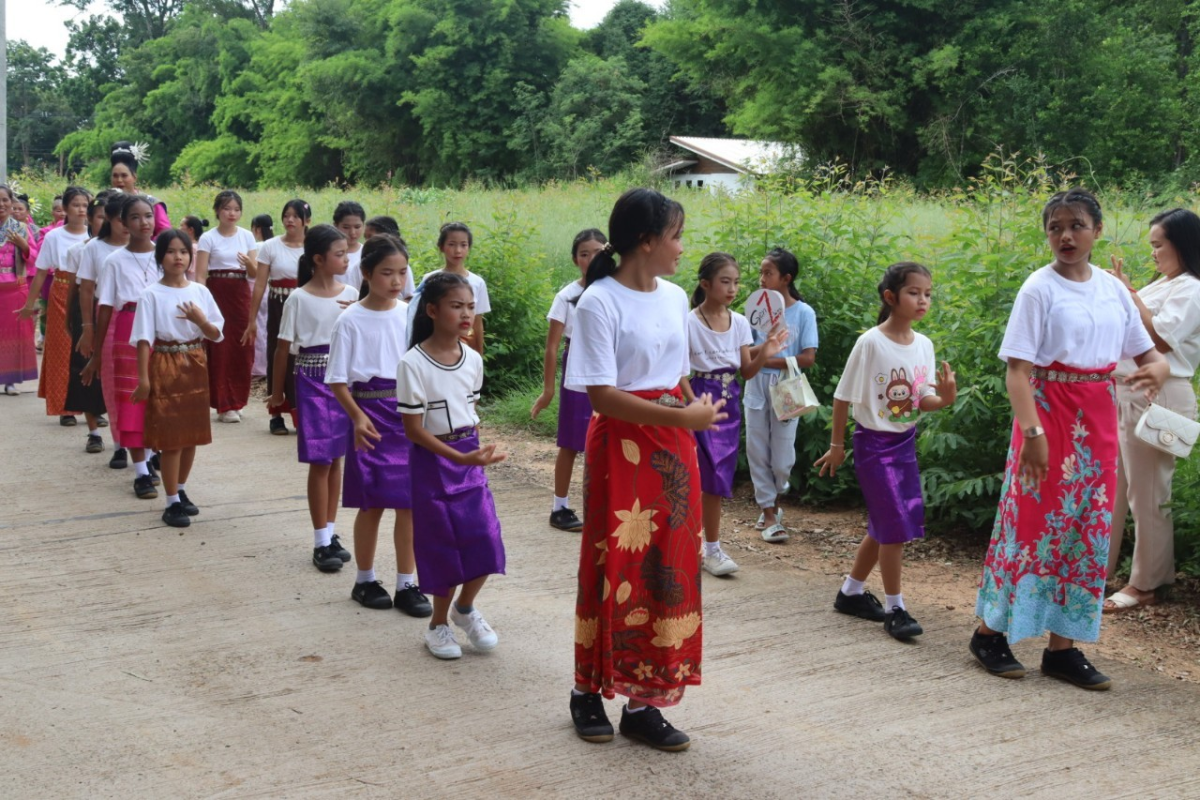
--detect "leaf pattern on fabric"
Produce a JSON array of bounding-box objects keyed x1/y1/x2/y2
[
  {"x1": 650, "y1": 449, "x2": 691, "y2": 530},
  {"x1": 641, "y1": 544, "x2": 685, "y2": 606},
  {"x1": 621, "y1": 438, "x2": 640, "y2": 465}
]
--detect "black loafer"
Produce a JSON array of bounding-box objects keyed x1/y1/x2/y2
[
  {"x1": 177, "y1": 490, "x2": 199, "y2": 516},
  {"x1": 351, "y1": 580, "x2": 393, "y2": 609},
  {"x1": 312, "y1": 544, "x2": 344, "y2": 572},
  {"x1": 134, "y1": 475, "x2": 158, "y2": 500},
  {"x1": 269, "y1": 416, "x2": 288, "y2": 436},
  {"x1": 329, "y1": 534, "x2": 352, "y2": 562},
  {"x1": 162, "y1": 502, "x2": 191, "y2": 528},
  {"x1": 109, "y1": 447, "x2": 128, "y2": 469},
  {"x1": 884, "y1": 607, "x2": 923, "y2": 639},
  {"x1": 618, "y1": 705, "x2": 690, "y2": 752},
  {"x1": 394, "y1": 585, "x2": 433, "y2": 617},
  {"x1": 570, "y1": 692, "x2": 614, "y2": 743},
  {"x1": 834, "y1": 589, "x2": 887, "y2": 621}
]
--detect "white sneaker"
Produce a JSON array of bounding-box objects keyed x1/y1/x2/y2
[
  {"x1": 424, "y1": 624, "x2": 462, "y2": 659},
  {"x1": 449, "y1": 606, "x2": 499, "y2": 650},
  {"x1": 703, "y1": 550, "x2": 740, "y2": 576},
  {"x1": 219, "y1": 410, "x2": 241, "y2": 423}
]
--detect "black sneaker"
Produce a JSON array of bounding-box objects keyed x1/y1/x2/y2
[
  {"x1": 570, "y1": 692, "x2": 614, "y2": 743},
  {"x1": 884, "y1": 607, "x2": 923, "y2": 639},
  {"x1": 1041, "y1": 647, "x2": 1112, "y2": 690},
  {"x1": 134, "y1": 474, "x2": 158, "y2": 500},
  {"x1": 351, "y1": 580, "x2": 393, "y2": 609},
  {"x1": 96, "y1": 415, "x2": 109, "y2": 428},
  {"x1": 618, "y1": 705, "x2": 691, "y2": 752},
  {"x1": 269, "y1": 416, "x2": 288, "y2": 436},
  {"x1": 834, "y1": 589, "x2": 886, "y2": 621},
  {"x1": 969, "y1": 630, "x2": 1026, "y2": 678},
  {"x1": 60, "y1": 415, "x2": 77, "y2": 427},
  {"x1": 312, "y1": 545, "x2": 344, "y2": 572},
  {"x1": 85, "y1": 433, "x2": 104, "y2": 453},
  {"x1": 146, "y1": 459, "x2": 161, "y2": 486},
  {"x1": 162, "y1": 502, "x2": 191, "y2": 528},
  {"x1": 329, "y1": 534, "x2": 352, "y2": 562},
  {"x1": 395, "y1": 584, "x2": 433, "y2": 617},
  {"x1": 177, "y1": 490, "x2": 199, "y2": 516},
  {"x1": 149, "y1": 452, "x2": 161, "y2": 472},
  {"x1": 109, "y1": 447, "x2": 128, "y2": 469},
  {"x1": 550, "y1": 507, "x2": 584, "y2": 532}
]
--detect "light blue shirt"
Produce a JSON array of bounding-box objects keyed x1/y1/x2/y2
[{"x1": 745, "y1": 300, "x2": 819, "y2": 410}]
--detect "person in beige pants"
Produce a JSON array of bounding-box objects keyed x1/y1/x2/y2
[{"x1": 1106, "y1": 207, "x2": 1200, "y2": 612}]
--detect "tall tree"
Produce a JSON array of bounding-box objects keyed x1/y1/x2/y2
[{"x1": 6, "y1": 42, "x2": 80, "y2": 172}]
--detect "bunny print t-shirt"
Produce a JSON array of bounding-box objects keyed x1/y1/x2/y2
[{"x1": 834, "y1": 326, "x2": 938, "y2": 433}]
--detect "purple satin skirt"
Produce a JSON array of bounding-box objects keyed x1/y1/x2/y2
[
  {"x1": 412, "y1": 428, "x2": 506, "y2": 598},
  {"x1": 557, "y1": 342, "x2": 592, "y2": 452},
  {"x1": 295, "y1": 345, "x2": 347, "y2": 465},
  {"x1": 342, "y1": 377, "x2": 411, "y2": 509},
  {"x1": 693, "y1": 368, "x2": 742, "y2": 498},
  {"x1": 854, "y1": 426, "x2": 925, "y2": 544}
]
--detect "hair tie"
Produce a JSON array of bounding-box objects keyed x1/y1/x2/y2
[{"x1": 602, "y1": 242, "x2": 614, "y2": 254}]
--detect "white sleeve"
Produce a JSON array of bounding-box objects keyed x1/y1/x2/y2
[
  {"x1": 130, "y1": 291, "x2": 156, "y2": 345},
  {"x1": 1153, "y1": 281, "x2": 1200, "y2": 354},
  {"x1": 998, "y1": 283, "x2": 1045, "y2": 363},
  {"x1": 256, "y1": 238, "x2": 275, "y2": 267},
  {"x1": 566, "y1": 300, "x2": 616, "y2": 388},
  {"x1": 1119, "y1": 286, "x2": 1155, "y2": 359},
  {"x1": 278, "y1": 292, "x2": 300, "y2": 345},
  {"x1": 404, "y1": 266, "x2": 415, "y2": 300},
  {"x1": 920, "y1": 338, "x2": 938, "y2": 399},
  {"x1": 97, "y1": 255, "x2": 117, "y2": 307},
  {"x1": 200, "y1": 285, "x2": 225, "y2": 343},
  {"x1": 474, "y1": 276, "x2": 491, "y2": 315},
  {"x1": 325, "y1": 318, "x2": 352, "y2": 385},
  {"x1": 396, "y1": 355, "x2": 426, "y2": 416},
  {"x1": 678, "y1": 289, "x2": 691, "y2": 382},
  {"x1": 735, "y1": 312, "x2": 753, "y2": 348},
  {"x1": 833, "y1": 335, "x2": 871, "y2": 405},
  {"x1": 76, "y1": 247, "x2": 97, "y2": 283},
  {"x1": 197, "y1": 231, "x2": 214, "y2": 254},
  {"x1": 547, "y1": 290, "x2": 569, "y2": 324}
]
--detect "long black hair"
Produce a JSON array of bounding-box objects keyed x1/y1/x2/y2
[
  {"x1": 1042, "y1": 187, "x2": 1102, "y2": 229},
  {"x1": 87, "y1": 190, "x2": 112, "y2": 238},
  {"x1": 356, "y1": 232, "x2": 409, "y2": 300},
  {"x1": 96, "y1": 190, "x2": 131, "y2": 241},
  {"x1": 334, "y1": 201, "x2": 367, "y2": 225},
  {"x1": 281, "y1": 198, "x2": 312, "y2": 231},
  {"x1": 572, "y1": 228, "x2": 607, "y2": 259},
  {"x1": 1149, "y1": 208, "x2": 1200, "y2": 281},
  {"x1": 182, "y1": 215, "x2": 208, "y2": 243},
  {"x1": 154, "y1": 228, "x2": 194, "y2": 272},
  {"x1": 585, "y1": 188, "x2": 684, "y2": 290},
  {"x1": 877, "y1": 261, "x2": 932, "y2": 324},
  {"x1": 213, "y1": 189, "x2": 243, "y2": 216},
  {"x1": 62, "y1": 185, "x2": 94, "y2": 221},
  {"x1": 365, "y1": 215, "x2": 401, "y2": 237},
  {"x1": 763, "y1": 247, "x2": 803, "y2": 301},
  {"x1": 410, "y1": 271, "x2": 472, "y2": 349},
  {"x1": 297, "y1": 224, "x2": 347, "y2": 287},
  {"x1": 437, "y1": 221, "x2": 472, "y2": 248},
  {"x1": 251, "y1": 213, "x2": 274, "y2": 240},
  {"x1": 110, "y1": 141, "x2": 141, "y2": 176},
  {"x1": 692, "y1": 252, "x2": 738, "y2": 308}
]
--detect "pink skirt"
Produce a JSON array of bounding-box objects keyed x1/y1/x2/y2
[{"x1": 113, "y1": 307, "x2": 144, "y2": 449}]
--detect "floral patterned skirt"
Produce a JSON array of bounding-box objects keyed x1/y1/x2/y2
[
  {"x1": 574, "y1": 387, "x2": 702, "y2": 707},
  {"x1": 976, "y1": 362, "x2": 1118, "y2": 644}
]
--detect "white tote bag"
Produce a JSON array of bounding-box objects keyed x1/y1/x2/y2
[{"x1": 770, "y1": 356, "x2": 819, "y2": 421}]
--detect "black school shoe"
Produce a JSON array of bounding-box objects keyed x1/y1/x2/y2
[
  {"x1": 834, "y1": 589, "x2": 887, "y2": 621},
  {"x1": 60, "y1": 415, "x2": 77, "y2": 427},
  {"x1": 550, "y1": 508, "x2": 584, "y2": 532},
  {"x1": 570, "y1": 692, "x2": 614, "y2": 743},
  {"x1": 177, "y1": 490, "x2": 199, "y2": 516},
  {"x1": 149, "y1": 452, "x2": 161, "y2": 472},
  {"x1": 162, "y1": 502, "x2": 191, "y2": 528},
  {"x1": 85, "y1": 433, "x2": 104, "y2": 453},
  {"x1": 969, "y1": 630, "x2": 1026, "y2": 679},
  {"x1": 96, "y1": 415, "x2": 109, "y2": 428},
  {"x1": 1041, "y1": 647, "x2": 1112, "y2": 690},
  {"x1": 147, "y1": 460, "x2": 161, "y2": 486},
  {"x1": 394, "y1": 585, "x2": 433, "y2": 617},
  {"x1": 109, "y1": 447, "x2": 128, "y2": 469},
  {"x1": 618, "y1": 705, "x2": 691, "y2": 752},
  {"x1": 329, "y1": 534, "x2": 352, "y2": 562},
  {"x1": 351, "y1": 580, "x2": 393, "y2": 609},
  {"x1": 269, "y1": 416, "x2": 288, "y2": 436},
  {"x1": 884, "y1": 607, "x2": 924, "y2": 640},
  {"x1": 312, "y1": 545, "x2": 344, "y2": 572},
  {"x1": 134, "y1": 475, "x2": 158, "y2": 500}
]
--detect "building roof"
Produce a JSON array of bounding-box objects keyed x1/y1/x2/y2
[{"x1": 668, "y1": 136, "x2": 788, "y2": 175}]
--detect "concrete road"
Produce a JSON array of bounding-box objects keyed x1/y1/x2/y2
[{"x1": 2, "y1": 379, "x2": 1199, "y2": 799}]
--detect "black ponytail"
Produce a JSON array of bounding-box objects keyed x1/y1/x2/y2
[
  {"x1": 251, "y1": 213, "x2": 274, "y2": 240},
  {"x1": 410, "y1": 271, "x2": 471, "y2": 349},
  {"x1": 96, "y1": 190, "x2": 128, "y2": 242},
  {"x1": 877, "y1": 261, "x2": 932, "y2": 324},
  {"x1": 297, "y1": 223, "x2": 347, "y2": 287},
  {"x1": 692, "y1": 251, "x2": 738, "y2": 308},
  {"x1": 358, "y1": 233, "x2": 409, "y2": 302},
  {"x1": 764, "y1": 247, "x2": 803, "y2": 302},
  {"x1": 365, "y1": 215, "x2": 400, "y2": 238},
  {"x1": 583, "y1": 188, "x2": 685, "y2": 294}
]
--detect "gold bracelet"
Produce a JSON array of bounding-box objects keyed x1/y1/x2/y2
[{"x1": 830, "y1": 443, "x2": 845, "y2": 448}]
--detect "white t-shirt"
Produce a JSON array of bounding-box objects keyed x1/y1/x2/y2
[
  {"x1": 198, "y1": 227, "x2": 257, "y2": 273},
  {"x1": 834, "y1": 327, "x2": 939, "y2": 433},
  {"x1": 131, "y1": 282, "x2": 225, "y2": 345},
  {"x1": 565, "y1": 276, "x2": 691, "y2": 393},
  {"x1": 547, "y1": 280, "x2": 585, "y2": 340},
  {"x1": 278, "y1": 284, "x2": 358, "y2": 353},
  {"x1": 36, "y1": 226, "x2": 89, "y2": 272},
  {"x1": 62, "y1": 241, "x2": 86, "y2": 276},
  {"x1": 325, "y1": 300, "x2": 409, "y2": 385},
  {"x1": 256, "y1": 236, "x2": 304, "y2": 281},
  {"x1": 396, "y1": 343, "x2": 483, "y2": 436},
  {"x1": 1116, "y1": 273, "x2": 1200, "y2": 378},
  {"x1": 688, "y1": 309, "x2": 753, "y2": 373},
  {"x1": 999, "y1": 264, "x2": 1154, "y2": 368},
  {"x1": 98, "y1": 249, "x2": 159, "y2": 308},
  {"x1": 75, "y1": 238, "x2": 122, "y2": 285}
]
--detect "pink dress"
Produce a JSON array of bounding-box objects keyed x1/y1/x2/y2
[{"x1": 0, "y1": 241, "x2": 38, "y2": 384}]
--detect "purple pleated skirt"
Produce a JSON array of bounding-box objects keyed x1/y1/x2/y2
[
  {"x1": 342, "y1": 377, "x2": 411, "y2": 509},
  {"x1": 295, "y1": 345, "x2": 348, "y2": 465},
  {"x1": 854, "y1": 425, "x2": 924, "y2": 544},
  {"x1": 557, "y1": 342, "x2": 593, "y2": 452},
  {"x1": 412, "y1": 428, "x2": 506, "y2": 598},
  {"x1": 692, "y1": 368, "x2": 742, "y2": 498}
]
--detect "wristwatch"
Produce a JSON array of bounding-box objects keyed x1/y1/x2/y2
[{"x1": 1023, "y1": 425, "x2": 1045, "y2": 439}]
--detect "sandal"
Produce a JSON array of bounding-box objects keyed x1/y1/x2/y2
[
  {"x1": 754, "y1": 508, "x2": 783, "y2": 531},
  {"x1": 1103, "y1": 589, "x2": 1157, "y2": 614},
  {"x1": 761, "y1": 524, "x2": 789, "y2": 543}
]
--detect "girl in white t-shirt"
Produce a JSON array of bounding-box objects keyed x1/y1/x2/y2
[
  {"x1": 273, "y1": 224, "x2": 358, "y2": 572},
  {"x1": 399, "y1": 272, "x2": 507, "y2": 660},
  {"x1": 363, "y1": 216, "x2": 415, "y2": 300},
  {"x1": 326, "y1": 234, "x2": 431, "y2": 619},
  {"x1": 682, "y1": 252, "x2": 786, "y2": 578},
  {"x1": 245, "y1": 199, "x2": 310, "y2": 435},
  {"x1": 566, "y1": 188, "x2": 727, "y2": 752},
  {"x1": 816, "y1": 262, "x2": 957, "y2": 642},
  {"x1": 196, "y1": 190, "x2": 258, "y2": 423},
  {"x1": 410, "y1": 223, "x2": 489, "y2": 355},
  {"x1": 972, "y1": 189, "x2": 1168, "y2": 690},
  {"x1": 333, "y1": 200, "x2": 366, "y2": 294},
  {"x1": 130, "y1": 229, "x2": 224, "y2": 528},
  {"x1": 249, "y1": 214, "x2": 273, "y2": 379},
  {"x1": 530, "y1": 228, "x2": 608, "y2": 532}
]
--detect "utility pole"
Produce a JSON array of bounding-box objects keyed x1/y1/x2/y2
[{"x1": 1, "y1": 0, "x2": 7, "y2": 184}]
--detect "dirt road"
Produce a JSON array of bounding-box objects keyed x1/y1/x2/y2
[{"x1": 3, "y1": 380, "x2": 1199, "y2": 798}]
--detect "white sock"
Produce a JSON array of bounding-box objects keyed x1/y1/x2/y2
[
  {"x1": 397, "y1": 572, "x2": 416, "y2": 591},
  {"x1": 885, "y1": 593, "x2": 905, "y2": 611},
  {"x1": 624, "y1": 704, "x2": 647, "y2": 714},
  {"x1": 314, "y1": 528, "x2": 331, "y2": 547},
  {"x1": 553, "y1": 495, "x2": 569, "y2": 512},
  {"x1": 134, "y1": 460, "x2": 149, "y2": 476},
  {"x1": 88, "y1": 428, "x2": 98, "y2": 436},
  {"x1": 166, "y1": 494, "x2": 180, "y2": 507},
  {"x1": 356, "y1": 568, "x2": 375, "y2": 584},
  {"x1": 178, "y1": 483, "x2": 186, "y2": 492},
  {"x1": 842, "y1": 576, "x2": 866, "y2": 596},
  {"x1": 326, "y1": 521, "x2": 335, "y2": 538},
  {"x1": 703, "y1": 541, "x2": 721, "y2": 557}
]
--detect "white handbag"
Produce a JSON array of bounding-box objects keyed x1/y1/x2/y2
[
  {"x1": 770, "y1": 356, "x2": 819, "y2": 421},
  {"x1": 1134, "y1": 403, "x2": 1200, "y2": 459}
]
